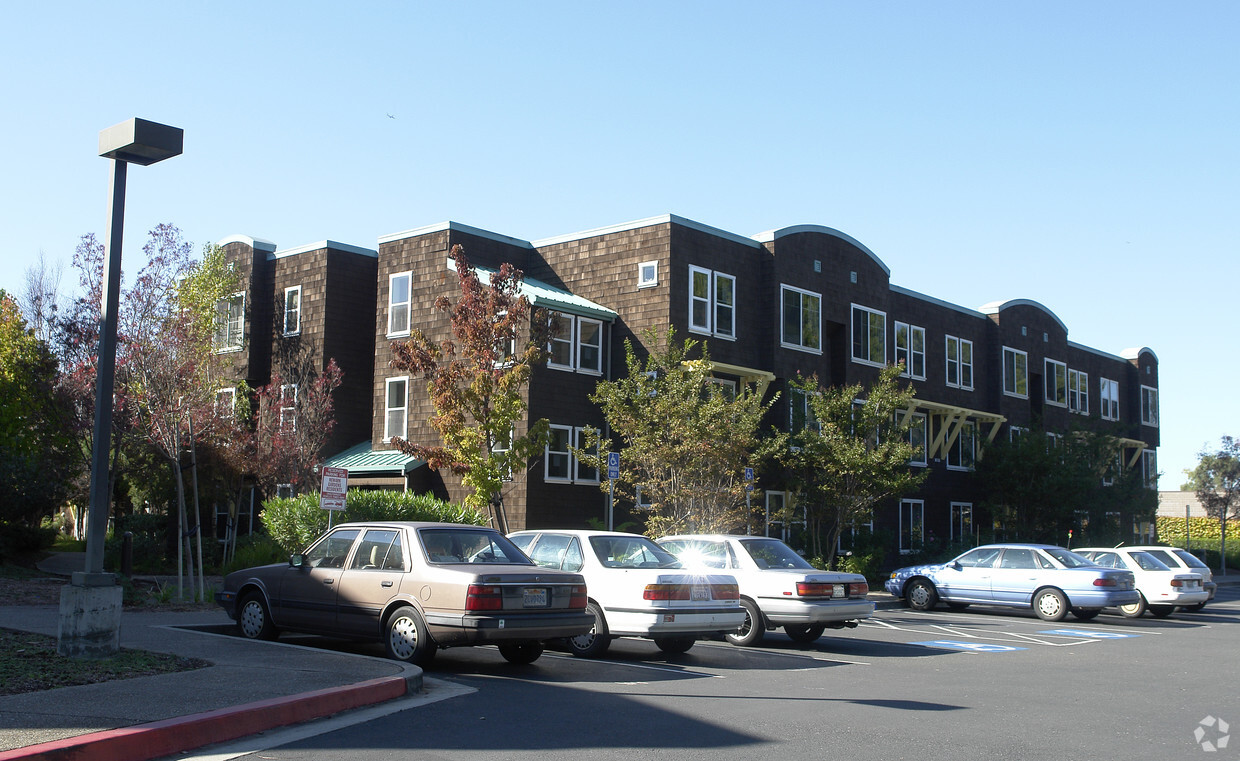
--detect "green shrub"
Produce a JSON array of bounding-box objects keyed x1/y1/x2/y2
[
  {"x1": 0, "y1": 521, "x2": 57, "y2": 562},
  {"x1": 222, "y1": 533, "x2": 286, "y2": 575},
  {"x1": 261, "y1": 491, "x2": 485, "y2": 554}
]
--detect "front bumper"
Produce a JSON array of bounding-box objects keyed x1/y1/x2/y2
[{"x1": 215, "y1": 590, "x2": 238, "y2": 620}]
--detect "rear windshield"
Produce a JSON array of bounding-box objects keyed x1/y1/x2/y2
[
  {"x1": 419, "y1": 528, "x2": 532, "y2": 565},
  {"x1": 1173, "y1": 549, "x2": 1209, "y2": 569},
  {"x1": 739, "y1": 538, "x2": 815, "y2": 570},
  {"x1": 590, "y1": 535, "x2": 681, "y2": 569}
]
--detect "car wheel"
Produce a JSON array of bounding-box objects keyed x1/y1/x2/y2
[
  {"x1": 385, "y1": 605, "x2": 437, "y2": 665},
  {"x1": 725, "y1": 598, "x2": 765, "y2": 647},
  {"x1": 1033, "y1": 588, "x2": 1069, "y2": 622},
  {"x1": 1119, "y1": 593, "x2": 1147, "y2": 619},
  {"x1": 1185, "y1": 602, "x2": 1207, "y2": 613},
  {"x1": 783, "y1": 624, "x2": 826, "y2": 645},
  {"x1": 1070, "y1": 607, "x2": 1101, "y2": 621},
  {"x1": 567, "y1": 602, "x2": 611, "y2": 658},
  {"x1": 1148, "y1": 605, "x2": 1175, "y2": 619},
  {"x1": 906, "y1": 578, "x2": 939, "y2": 611},
  {"x1": 498, "y1": 642, "x2": 544, "y2": 665},
  {"x1": 946, "y1": 602, "x2": 971, "y2": 611},
  {"x1": 237, "y1": 592, "x2": 279, "y2": 641},
  {"x1": 653, "y1": 636, "x2": 695, "y2": 654}
]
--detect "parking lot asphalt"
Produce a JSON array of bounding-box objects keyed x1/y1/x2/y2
[{"x1": 2, "y1": 559, "x2": 1235, "y2": 761}]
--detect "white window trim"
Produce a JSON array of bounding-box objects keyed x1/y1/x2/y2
[
  {"x1": 895, "y1": 322, "x2": 926, "y2": 380},
  {"x1": 283, "y1": 285, "x2": 302, "y2": 336},
  {"x1": 1068, "y1": 369, "x2": 1089, "y2": 415},
  {"x1": 216, "y1": 387, "x2": 236, "y2": 418},
  {"x1": 946, "y1": 421, "x2": 976, "y2": 471},
  {"x1": 951, "y1": 502, "x2": 973, "y2": 542},
  {"x1": 547, "y1": 312, "x2": 604, "y2": 375},
  {"x1": 1140, "y1": 385, "x2": 1159, "y2": 427},
  {"x1": 899, "y1": 499, "x2": 924, "y2": 553},
  {"x1": 781, "y1": 285, "x2": 823, "y2": 354},
  {"x1": 279, "y1": 383, "x2": 298, "y2": 432},
  {"x1": 904, "y1": 411, "x2": 928, "y2": 467},
  {"x1": 945, "y1": 335, "x2": 973, "y2": 390},
  {"x1": 576, "y1": 317, "x2": 604, "y2": 376},
  {"x1": 850, "y1": 303, "x2": 885, "y2": 367},
  {"x1": 215, "y1": 292, "x2": 246, "y2": 353},
  {"x1": 544, "y1": 424, "x2": 575, "y2": 483},
  {"x1": 573, "y1": 427, "x2": 600, "y2": 484},
  {"x1": 387, "y1": 272, "x2": 412, "y2": 338},
  {"x1": 1100, "y1": 377, "x2": 1119, "y2": 421},
  {"x1": 384, "y1": 376, "x2": 409, "y2": 442},
  {"x1": 1003, "y1": 347, "x2": 1028, "y2": 399},
  {"x1": 1044, "y1": 358, "x2": 1068, "y2": 407},
  {"x1": 548, "y1": 312, "x2": 576, "y2": 371},
  {"x1": 688, "y1": 266, "x2": 737, "y2": 340},
  {"x1": 638, "y1": 260, "x2": 658, "y2": 288}
]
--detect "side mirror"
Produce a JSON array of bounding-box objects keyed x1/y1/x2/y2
[
  {"x1": 289, "y1": 553, "x2": 305, "y2": 568},
  {"x1": 950, "y1": 561, "x2": 961, "y2": 570}
]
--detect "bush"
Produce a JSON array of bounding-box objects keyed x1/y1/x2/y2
[
  {"x1": 222, "y1": 533, "x2": 286, "y2": 575},
  {"x1": 104, "y1": 513, "x2": 172, "y2": 574},
  {"x1": 0, "y1": 521, "x2": 57, "y2": 562},
  {"x1": 261, "y1": 490, "x2": 486, "y2": 553}
]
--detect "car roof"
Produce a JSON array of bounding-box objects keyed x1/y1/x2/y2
[
  {"x1": 658, "y1": 534, "x2": 756, "y2": 542},
  {"x1": 331, "y1": 521, "x2": 496, "y2": 531},
  {"x1": 509, "y1": 528, "x2": 648, "y2": 539},
  {"x1": 971, "y1": 543, "x2": 1063, "y2": 550}
]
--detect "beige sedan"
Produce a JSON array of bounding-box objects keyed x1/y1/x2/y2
[{"x1": 216, "y1": 521, "x2": 592, "y2": 665}]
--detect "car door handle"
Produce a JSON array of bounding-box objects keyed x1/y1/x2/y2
[
  {"x1": 323, "y1": 579, "x2": 334, "y2": 585},
  {"x1": 382, "y1": 581, "x2": 394, "y2": 588}
]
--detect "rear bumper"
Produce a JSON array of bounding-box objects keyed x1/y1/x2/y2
[
  {"x1": 759, "y1": 597, "x2": 876, "y2": 625},
  {"x1": 1067, "y1": 589, "x2": 1141, "y2": 608},
  {"x1": 425, "y1": 609, "x2": 595, "y2": 646},
  {"x1": 606, "y1": 606, "x2": 747, "y2": 637}
]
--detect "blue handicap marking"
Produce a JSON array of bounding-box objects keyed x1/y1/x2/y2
[
  {"x1": 1040, "y1": 629, "x2": 1139, "y2": 639},
  {"x1": 911, "y1": 640, "x2": 1026, "y2": 652}
]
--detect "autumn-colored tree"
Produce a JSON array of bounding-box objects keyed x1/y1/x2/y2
[
  {"x1": 388, "y1": 245, "x2": 549, "y2": 533},
  {"x1": 1184, "y1": 437, "x2": 1240, "y2": 573},
  {"x1": 248, "y1": 361, "x2": 344, "y2": 497}
]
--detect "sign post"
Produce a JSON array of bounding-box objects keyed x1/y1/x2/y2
[
  {"x1": 606, "y1": 452, "x2": 620, "y2": 531},
  {"x1": 320, "y1": 466, "x2": 349, "y2": 528},
  {"x1": 744, "y1": 467, "x2": 754, "y2": 535}
]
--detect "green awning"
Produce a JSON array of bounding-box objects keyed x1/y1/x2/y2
[{"x1": 321, "y1": 441, "x2": 424, "y2": 475}]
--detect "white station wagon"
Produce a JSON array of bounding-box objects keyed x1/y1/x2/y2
[
  {"x1": 508, "y1": 529, "x2": 745, "y2": 657},
  {"x1": 658, "y1": 534, "x2": 874, "y2": 646}
]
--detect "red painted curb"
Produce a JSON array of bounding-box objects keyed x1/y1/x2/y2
[{"x1": 0, "y1": 676, "x2": 407, "y2": 761}]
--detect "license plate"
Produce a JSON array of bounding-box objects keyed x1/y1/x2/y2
[
  {"x1": 522, "y1": 588, "x2": 548, "y2": 607},
  {"x1": 833, "y1": 584, "x2": 845, "y2": 598},
  {"x1": 691, "y1": 585, "x2": 711, "y2": 601}
]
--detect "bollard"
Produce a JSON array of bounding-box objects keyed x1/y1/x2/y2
[{"x1": 121, "y1": 531, "x2": 133, "y2": 577}]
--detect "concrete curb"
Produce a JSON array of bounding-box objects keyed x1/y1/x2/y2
[{"x1": 0, "y1": 674, "x2": 413, "y2": 761}]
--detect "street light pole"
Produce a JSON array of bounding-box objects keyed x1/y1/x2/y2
[{"x1": 58, "y1": 118, "x2": 183, "y2": 658}]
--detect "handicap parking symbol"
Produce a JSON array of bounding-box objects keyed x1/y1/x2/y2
[
  {"x1": 1040, "y1": 629, "x2": 1138, "y2": 639},
  {"x1": 911, "y1": 640, "x2": 1026, "y2": 652}
]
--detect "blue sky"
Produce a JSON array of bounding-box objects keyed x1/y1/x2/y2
[{"x1": 2, "y1": 2, "x2": 1236, "y2": 486}]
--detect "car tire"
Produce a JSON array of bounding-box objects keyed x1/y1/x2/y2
[
  {"x1": 385, "y1": 605, "x2": 437, "y2": 665},
  {"x1": 498, "y1": 642, "x2": 544, "y2": 664},
  {"x1": 567, "y1": 602, "x2": 611, "y2": 658},
  {"x1": 1148, "y1": 605, "x2": 1175, "y2": 619},
  {"x1": 1119, "y1": 593, "x2": 1147, "y2": 619},
  {"x1": 783, "y1": 624, "x2": 826, "y2": 645},
  {"x1": 1070, "y1": 607, "x2": 1101, "y2": 621},
  {"x1": 725, "y1": 598, "x2": 765, "y2": 647},
  {"x1": 237, "y1": 592, "x2": 279, "y2": 641},
  {"x1": 653, "y1": 636, "x2": 695, "y2": 654},
  {"x1": 1033, "y1": 588, "x2": 1069, "y2": 622},
  {"x1": 906, "y1": 578, "x2": 939, "y2": 611}
]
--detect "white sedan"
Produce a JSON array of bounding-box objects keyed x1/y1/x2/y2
[
  {"x1": 1074, "y1": 547, "x2": 1208, "y2": 618},
  {"x1": 657, "y1": 534, "x2": 874, "y2": 646},
  {"x1": 508, "y1": 529, "x2": 745, "y2": 657},
  {"x1": 1124, "y1": 545, "x2": 1217, "y2": 610}
]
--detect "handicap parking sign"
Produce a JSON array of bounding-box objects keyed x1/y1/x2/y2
[{"x1": 911, "y1": 640, "x2": 1026, "y2": 653}]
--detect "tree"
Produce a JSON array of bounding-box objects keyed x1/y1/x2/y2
[
  {"x1": 388, "y1": 244, "x2": 549, "y2": 533},
  {"x1": 17, "y1": 250, "x2": 63, "y2": 344},
  {"x1": 769, "y1": 364, "x2": 927, "y2": 565},
  {"x1": 1185, "y1": 437, "x2": 1240, "y2": 572},
  {"x1": 247, "y1": 362, "x2": 344, "y2": 497},
  {"x1": 584, "y1": 326, "x2": 776, "y2": 537}
]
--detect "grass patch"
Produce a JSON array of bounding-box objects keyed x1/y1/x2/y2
[
  {"x1": 52, "y1": 536, "x2": 87, "y2": 553},
  {"x1": 0, "y1": 629, "x2": 209, "y2": 696}
]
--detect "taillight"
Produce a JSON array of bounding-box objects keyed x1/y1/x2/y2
[
  {"x1": 1170, "y1": 579, "x2": 1183, "y2": 588},
  {"x1": 712, "y1": 583, "x2": 740, "y2": 600},
  {"x1": 797, "y1": 582, "x2": 834, "y2": 597},
  {"x1": 1093, "y1": 578, "x2": 1117, "y2": 587},
  {"x1": 569, "y1": 585, "x2": 588, "y2": 609},
  {"x1": 848, "y1": 582, "x2": 870, "y2": 597},
  {"x1": 465, "y1": 584, "x2": 504, "y2": 611},
  {"x1": 644, "y1": 584, "x2": 691, "y2": 601}
]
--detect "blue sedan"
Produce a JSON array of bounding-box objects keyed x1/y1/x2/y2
[{"x1": 884, "y1": 543, "x2": 1140, "y2": 622}]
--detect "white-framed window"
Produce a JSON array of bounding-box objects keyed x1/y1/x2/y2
[
  {"x1": 214, "y1": 292, "x2": 245, "y2": 351},
  {"x1": 635, "y1": 485, "x2": 654, "y2": 511},
  {"x1": 1142, "y1": 449, "x2": 1158, "y2": 489},
  {"x1": 688, "y1": 265, "x2": 735, "y2": 339},
  {"x1": 782, "y1": 286, "x2": 822, "y2": 353},
  {"x1": 951, "y1": 502, "x2": 973, "y2": 542},
  {"x1": 279, "y1": 384, "x2": 298, "y2": 432},
  {"x1": 215, "y1": 387, "x2": 236, "y2": 419},
  {"x1": 903, "y1": 411, "x2": 927, "y2": 466},
  {"x1": 764, "y1": 492, "x2": 805, "y2": 542},
  {"x1": 1141, "y1": 385, "x2": 1159, "y2": 427},
  {"x1": 894, "y1": 322, "x2": 926, "y2": 380},
  {"x1": 1100, "y1": 378, "x2": 1120, "y2": 421},
  {"x1": 544, "y1": 424, "x2": 599, "y2": 484},
  {"x1": 1044, "y1": 359, "x2": 1067, "y2": 407},
  {"x1": 788, "y1": 387, "x2": 820, "y2": 434},
  {"x1": 491, "y1": 427, "x2": 513, "y2": 481},
  {"x1": 638, "y1": 261, "x2": 658, "y2": 288},
  {"x1": 709, "y1": 377, "x2": 738, "y2": 402},
  {"x1": 1009, "y1": 425, "x2": 1028, "y2": 442},
  {"x1": 384, "y1": 376, "x2": 408, "y2": 442},
  {"x1": 851, "y1": 304, "x2": 885, "y2": 365},
  {"x1": 276, "y1": 484, "x2": 294, "y2": 499},
  {"x1": 547, "y1": 312, "x2": 604, "y2": 375},
  {"x1": 1068, "y1": 369, "x2": 1089, "y2": 415},
  {"x1": 945, "y1": 336, "x2": 973, "y2": 390},
  {"x1": 283, "y1": 285, "x2": 301, "y2": 336},
  {"x1": 1003, "y1": 347, "x2": 1028, "y2": 398},
  {"x1": 387, "y1": 272, "x2": 412, "y2": 337},
  {"x1": 574, "y1": 427, "x2": 599, "y2": 483},
  {"x1": 947, "y1": 421, "x2": 976, "y2": 471},
  {"x1": 899, "y1": 499, "x2": 924, "y2": 553}
]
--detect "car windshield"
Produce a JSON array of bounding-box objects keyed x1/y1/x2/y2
[
  {"x1": 1042, "y1": 547, "x2": 1095, "y2": 568},
  {"x1": 1173, "y1": 549, "x2": 1209, "y2": 570},
  {"x1": 740, "y1": 538, "x2": 814, "y2": 570},
  {"x1": 419, "y1": 528, "x2": 532, "y2": 565},
  {"x1": 589, "y1": 535, "x2": 681, "y2": 569},
  {"x1": 1130, "y1": 551, "x2": 1172, "y2": 572}
]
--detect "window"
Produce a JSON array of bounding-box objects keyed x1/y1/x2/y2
[
  {"x1": 688, "y1": 266, "x2": 735, "y2": 339},
  {"x1": 899, "y1": 499, "x2": 924, "y2": 553},
  {"x1": 851, "y1": 304, "x2": 885, "y2": 365},
  {"x1": 215, "y1": 387, "x2": 236, "y2": 419},
  {"x1": 387, "y1": 272, "x2": 411, "y2": 336},
  {"x1": 283, "y1": 286, "x2": 301, "y2": 336},
  {"x1": 548, "y1": 313, "x2": 604, "y2": 374},
  {"x1": 275, "y1": 483, "x2": 294, "y2": 499},
  {"x1": 1003, "y1": 347, "x2": 1028, "y2": 398},
  {"x1": 945, "y1": 336, "x2": 973, "y2": 389},
  {"x1": 1068, "y1": 369, "x2": 1089, "y2": 415},
  {"x1": 544, "y1": 425, "x2": 599, "y2": 484},
  {"x1": 638, "y1": 261, "x2": 658, "y2": 288},
  {"x1": 1044, "y1": 359, "x2": 1067, "y2": 407},
  {"x1": 782, "y1": 286, "x2": 822, "y2": 353},
  {"x1": 384, "y1": 377, "x2": 408, "y2": 442},
  {"x1": 1141, "y1": 385, "x2": 1159, "y2": 427},
  {"x1": 574, "y1": 427, "x2": 599, "y2": 483},
  {"x1": 350, "y1": 529, "x2": 404, "y2": 571},
  {"x1": 491, "y1": 427, "x2": 513, "y2": 481},
  {"x1": 548, "y1": 312, "x2": 574, "y2": 369},
  {"x1": 709, "y1": 377, "x2": 738, "y2": 402},
  {"x1": 1009, "y1": 425, "x2": 1027, "y2": 442},
  {"x1": 1100, "y1": 378, "x2": 1120, "y2": 421},
  {"x1": 577, "y1": 319, "x2": 603, "y2": 374},
  {"x1": 1142, "y1": 450, "x2": 1158, "y2": 489},
  {"x1": 279, "y1": 384, "x2": 298, "y2": 432},
  {"x1": 789, "y1": 387, "x2": 820, "y2": 434},
  {"x1": 214, "y1": 293, "x2": 245, "y2": 351},
  {"x1": 895, "y1": 322, "x2": 926, "y2": 380},
  {"x1": 947, "y1": 421, "x2": 976, "y2": 471},
  {"x1": 951, "y1": 502, "x2": 973, "y2": 541},
  {"x1": 764, "y1": 492, "x2": 805, "y2": 542},
  {"x1": 903, "y1": 412, "x2": 927, "y2": 466}
]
